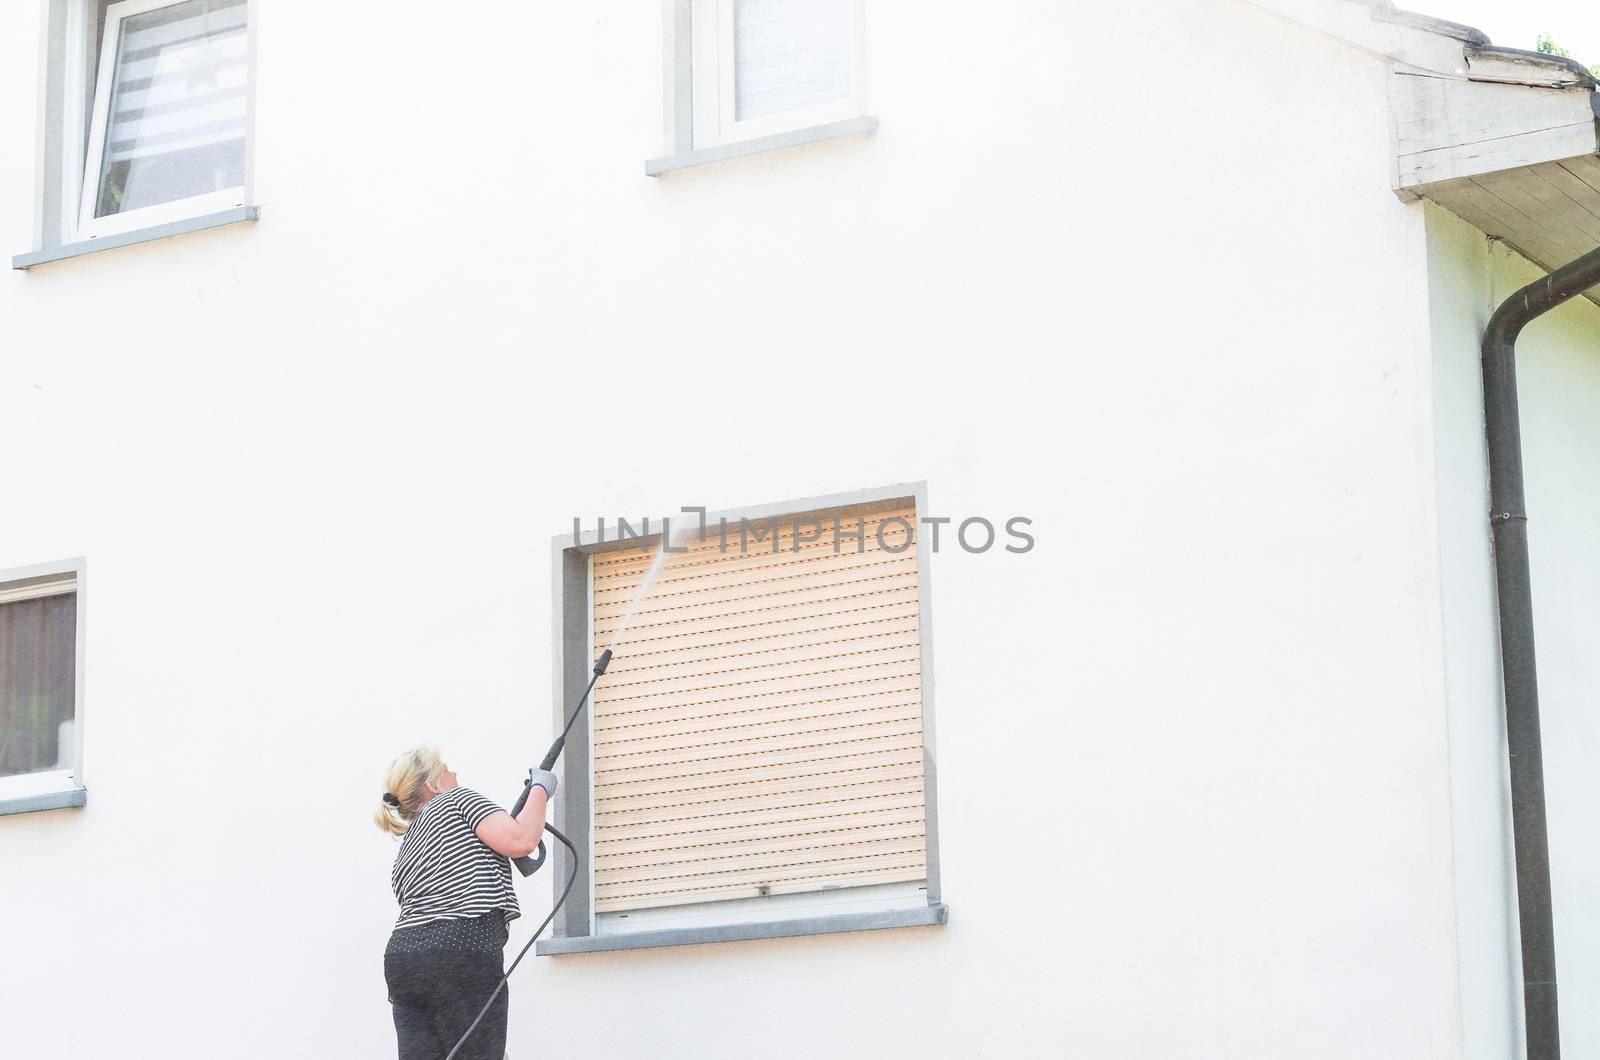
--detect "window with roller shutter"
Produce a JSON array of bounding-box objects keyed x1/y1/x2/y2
[{"x1": 539, "y1": 485, "x2": 947, "y2": 955}]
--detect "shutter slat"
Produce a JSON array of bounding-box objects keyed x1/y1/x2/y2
[
  {"x1": 593, "y1": 732, "x2": 926, "y2": 786},
  {"x1": 592, "y1": 511, "x2": 913, "y2": 575},
  {"x1": 601, "y1": 585, "x2": 922, "y2": 650},
  {"x1": 594, "y1": 537, "x2": 914, "y2": 600},
  {"x1": 592, "y1": 502, "x2": 929, "y2": 912},
  {"x1": 599, "y1": 631, "x2": 924, "y2": 693},
  {"x1": 597, "y1": 657, "x2": 924, "y2": 719},
  {"x1": 594, "y1": 551, "x2": 918, "y2": 628},
  {"x1": 597, "y1": 683, "x2": 924, "y2": 741},
  {"x1": 597, "y1": 797, "x2": 929, "y2": 849},
  {"x1": 595, "y1": 836, "x2": 927, "y2": 887},
  {"x1": 597, "y1": 701, "x2": 926, "y2": 758},
  {"x1": 594, "y1": 535, "x2": 913, "y2": 601},
  {"x1": 597, "y1": 821, "x2": 928, "y2": 874},
  {"x1": 597, "y1": 597, "x2": 921, "y2": 659},
  {"x1": 597, "y1": 580, "x2": 922, "y2": 647},
  {"x1": 595, "y1": 766, "x2": 927, "y2": 823},
  {"x1": 596, "y1": 687, "x2": 925, "y2": 744},
  {"x1": 594, "y1": 745, "x2": 925, "y2": 802},
  {"x1": 597, "y1": 610, "x2": 923, "y2": 673},
  {"x1": 595, "y1": 709, "x2": 928, "y2": 772},
  {"x1": 599, "y1": 865, "x2": 926, "y2": 913}
]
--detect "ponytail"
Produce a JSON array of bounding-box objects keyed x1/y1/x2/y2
[{"x1": 374, "y1": 743, "x2": 445, "y2": 837}]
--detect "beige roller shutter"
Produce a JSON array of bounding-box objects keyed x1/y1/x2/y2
[{"x1": 591, "y1": 503, "x2": 930, "y2": 913}]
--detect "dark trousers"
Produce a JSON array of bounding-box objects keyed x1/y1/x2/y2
[{"x1": 384, "y1": 913, "x2": 509, "y2": 1060}]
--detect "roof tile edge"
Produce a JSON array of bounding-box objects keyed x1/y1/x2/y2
[
  {"x1": 1369, "y1": 3, "x2": 1489, "y2": 47},
  {"x1": 1464, "y1": 43, "x2": 1598, "y2": 89}
]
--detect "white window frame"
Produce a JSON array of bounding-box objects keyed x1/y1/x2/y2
[
  {"x1": 689, "y1": 0, "x2": 868, "y2": 150},
  {"x1": 0, "y1": 559, "x2": 88, "y2": 810},
  {"x1": 65, "y1": 0, "x2": 251, "y2": 243}
]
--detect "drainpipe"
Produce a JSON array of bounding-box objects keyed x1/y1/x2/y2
[{"x1": 1481, "y1": 243, "x2": 1600, "y2": 1060}]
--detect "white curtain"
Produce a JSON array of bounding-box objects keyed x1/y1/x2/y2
[{"x1": 734, "y1": 0, "x2": 852, "y2": 121}]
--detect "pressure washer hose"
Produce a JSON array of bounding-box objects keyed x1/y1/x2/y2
[{"x1": 442, "y1": 648, "x2": 612, "y2": 1060}]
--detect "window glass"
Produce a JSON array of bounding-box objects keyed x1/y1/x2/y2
[
  {"x1": 0, "y1": 591, "x2": 77, "y2": 780},
  {"x1": 734, "y1": 0, "x2": 852, "y2": 122},
  {"x1": 93, "y1": 0, "x2": 247, "y2": 218}
]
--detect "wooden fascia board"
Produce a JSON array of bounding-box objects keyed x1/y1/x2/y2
[{"x1": 1391, "y1": 70, "x2": 1598, "y2": 196}]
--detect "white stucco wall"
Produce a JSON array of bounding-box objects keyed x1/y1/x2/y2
[
  {"x1": 0, "y1": 2, "x2": 1487, "y2": 1057},
  {"x1": 1427, "y1": 202, "x2": 1600, "y2": 1060},
  {"x1": 1517, "y1": 265, "x2": 1600, "y2": 1060},
  {"x1": 1425, "y1": 202, "x2": 1520, "y2": 1060}
]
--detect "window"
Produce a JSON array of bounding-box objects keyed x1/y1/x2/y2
[
  {"x1": 14, "y1": 0, "x2": 253, "y2": 267},
  {"x1": 539, "y1": 486, "x2": 946, "y2": 955},
  {"x1": 0, "y1": 562, "x2": 86, "y2": 815},
  {"x1": 78, "y1": 0, "x2": 250, "y2": 238},
  {"x1": 694, "y1": 0, "x2": 862, "y2": 147},
  {"x1": 649, "y1": 0, "x2": 875, "y2": 174}
]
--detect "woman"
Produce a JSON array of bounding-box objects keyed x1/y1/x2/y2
[{"x1": 374, "y1": 745, "x2": 556, "y2": 1060}]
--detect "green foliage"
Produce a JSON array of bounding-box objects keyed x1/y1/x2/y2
[
  {"x1": 1536, "y1": 32, "x2": 1570, "y2": 58},
  {"x1": 1536, "y1": 33, "x2": 1599, "y2": 79}
]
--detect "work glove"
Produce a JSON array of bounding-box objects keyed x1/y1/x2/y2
[{"x1": 527, "y1": 768, "x2": 558, "y2": 800}]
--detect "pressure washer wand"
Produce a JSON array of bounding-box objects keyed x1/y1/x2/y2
[
  {"x1": 443, "y1": 647, "x2": 616, "y2": 1060},
  {"x1": 507, "y1": 648, "x2": 612, "y2": 877}
]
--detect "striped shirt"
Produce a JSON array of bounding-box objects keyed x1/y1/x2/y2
[{"x1": 390, "y1": 786, "x2": 520, "y2": 930}]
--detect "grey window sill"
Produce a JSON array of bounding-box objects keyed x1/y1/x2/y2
[
  {"x1": 536, "y1": 902, "x2": 947, "y2": 955},
  {"x1": 0, "y1": 787, "x2": 87, "y2": 816},
  {"x1": 12, "y1": 205, "x2": 259, "y2": 270},
  {"x1": 646, "y1": 115, "x2": 879, "y2": 176}
]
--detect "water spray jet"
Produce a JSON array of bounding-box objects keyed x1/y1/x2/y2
[{"x1": 446, "y1": 525, "x2": 688, "y2": 1058}]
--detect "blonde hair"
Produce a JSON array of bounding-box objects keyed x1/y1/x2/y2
[{"x1": 374, "y1": 744, "x2": 445, "y2": 837}]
